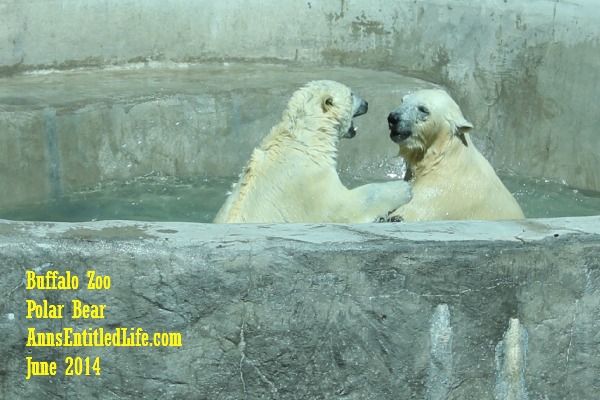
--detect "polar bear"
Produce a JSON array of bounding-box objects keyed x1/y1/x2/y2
[
  {"x1": 386, "y1": 89, "x2": 524, "y2": 222},
  {"x1": 213, "y1": 80, "x2": 412, "y2": 223}
]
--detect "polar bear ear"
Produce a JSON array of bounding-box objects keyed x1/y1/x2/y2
[
  {"x1": 321, "y1": 96, "x2": 334, "y2": 113},
  {"x1": 450, "y1": 117, "x2": 473, "y2": 136},
  {"x1": 449, "y1": 117, "x2": 473, "y2": 146}
]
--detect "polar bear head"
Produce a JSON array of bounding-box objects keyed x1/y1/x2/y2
[
  {"x1": 387, "y1": 89, "x2": 473, "y2": 164},
  {"x1": 283, "y1": 80, "x2": 368, "y2": 140}
]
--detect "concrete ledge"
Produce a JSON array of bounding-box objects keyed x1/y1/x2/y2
[
  {"x1": 2, "y1": 217, "x2": 599, "y2": 399},
  {"x1": 3, "y1": 215, "x2": 600, "y2": 244}
]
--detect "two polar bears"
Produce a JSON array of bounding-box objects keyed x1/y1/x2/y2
[
  {"x1": 387, "y1": 89, "x2": 524, "y2": 221},
  {"x1": 213, "y1": 80, "x2": 412, "y2": 223},
  {"x1": 214, "y1": 81, "x2": 523, "y2": 224}
]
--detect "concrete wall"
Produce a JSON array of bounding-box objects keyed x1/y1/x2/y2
[
  {"x1": 2, "y1": 0, "x2": 599, "y2": 191},
  {"x1": 0, "y1": 66, "x2": 436, "y2": 210},
  {"x1": 1, "y1": 217, "x2": 599, "y2": 399}
]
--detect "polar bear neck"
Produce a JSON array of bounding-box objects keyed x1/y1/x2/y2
[{"x1": 407, "y1": 131, "x2": 471, "y2": 178}]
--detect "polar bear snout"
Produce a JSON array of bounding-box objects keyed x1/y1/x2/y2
[
  {"x1": 387, "y1": 109, "x2": 413, "y2": 143},
  {"x1": 352, "y1": 94, "x2": 368, "y2": 117}
]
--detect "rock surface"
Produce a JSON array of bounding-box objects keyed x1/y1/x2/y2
[{"x1": 1, "y1": 217, "x2": 599, "y2": 399}]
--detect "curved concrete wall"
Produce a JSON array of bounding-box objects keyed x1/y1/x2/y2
[
  {"x1": 0, "y1": 66, "x2": 437, "y2": 210},
  {"x1": 2, "y1": 0, "x2": 599, "y2": 190},
  {"x1": 1, "y1": 217, "x2": 600, "y2": 399}
]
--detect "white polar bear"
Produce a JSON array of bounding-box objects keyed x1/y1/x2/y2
[
  {"x1": 386, "y1": 89, "x2": 525, "y2": 222},
  {"x1": 213, "y1": 80, "x2": 412, "y2": 223}
]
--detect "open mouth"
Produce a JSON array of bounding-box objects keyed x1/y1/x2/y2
[
  {"x1": 344, "y1": 97, "x2": 368, "y2": 139},
  {"x1": 345, "y1": 120, "x2": 359, "y2": 138},
  {"x1": 389, "y1": 128, "x2": 412, "y2": 143},
  {"x1": 387, "y1": 111, "x2": 412, "y2": 143}
]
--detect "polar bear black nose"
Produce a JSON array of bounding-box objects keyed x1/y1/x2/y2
[{"x1": 388, "y1": 112, "x2": 400, "y2": 126}]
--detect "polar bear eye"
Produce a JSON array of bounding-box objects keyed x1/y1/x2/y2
[{"x1": 418, "y1": 105, "x2": 429, "y2": 115}]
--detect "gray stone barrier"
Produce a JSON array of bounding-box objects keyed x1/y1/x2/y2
[{"x1": 1, "y1": 217, "x2": 598, "y2": 399}]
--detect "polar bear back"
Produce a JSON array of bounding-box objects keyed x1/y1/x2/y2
[{"x1": 214, "y1": 145, "x2": 344, "y2": 223}]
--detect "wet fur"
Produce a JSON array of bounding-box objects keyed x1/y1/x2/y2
[
  {"x1": 213, "y1": 80, "x2": 411, "y2": 223},
  {"x1": 388, "y1": 89, "x2": 524, "y2": 222}
]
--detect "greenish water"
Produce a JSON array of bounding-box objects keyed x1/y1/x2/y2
[
  {"x1": 0, "y1": 177, "x2": 231, "y2": 223},
  {"x1": 0, "y1": 174, "x2": 599, "y2": 223},
  {"x1": 501, "y1": 174, "x2": 600, "y2": 219}
]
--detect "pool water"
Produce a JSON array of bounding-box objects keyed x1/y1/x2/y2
[
  {"x1": 0, "y1": 176, "x2": 231, "y2": 223},
  {"x1": 502, "y1": 174, "x2": 600, "y2": 219},
  {"x1": 0, "y1": 174, "x2": 598, "y2": 223}
]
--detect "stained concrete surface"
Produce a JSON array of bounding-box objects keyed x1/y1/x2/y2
[
  {"x1": 0, "y1": 65, "x2": 436, "y2": 210},
  {"x1": 1, "y1": 217, "x2": 599, "y2": 399},
  {"x1": 2, "y1": 0, "x2": 599, "y2": 190}
]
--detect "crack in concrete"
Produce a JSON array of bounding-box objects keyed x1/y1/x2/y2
[
  {"x1": 564, "y1": 298, "x2": 579, "y2": 391},
  {"x1": 237, "y1": 308, "x2": 278, "y2": 398},
  {"x1": 3, "y1": 276, "x2": 24, "y2": 304},
  {"x1": 238, "y1": 312, "x2": 247, "y2": 397}
]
